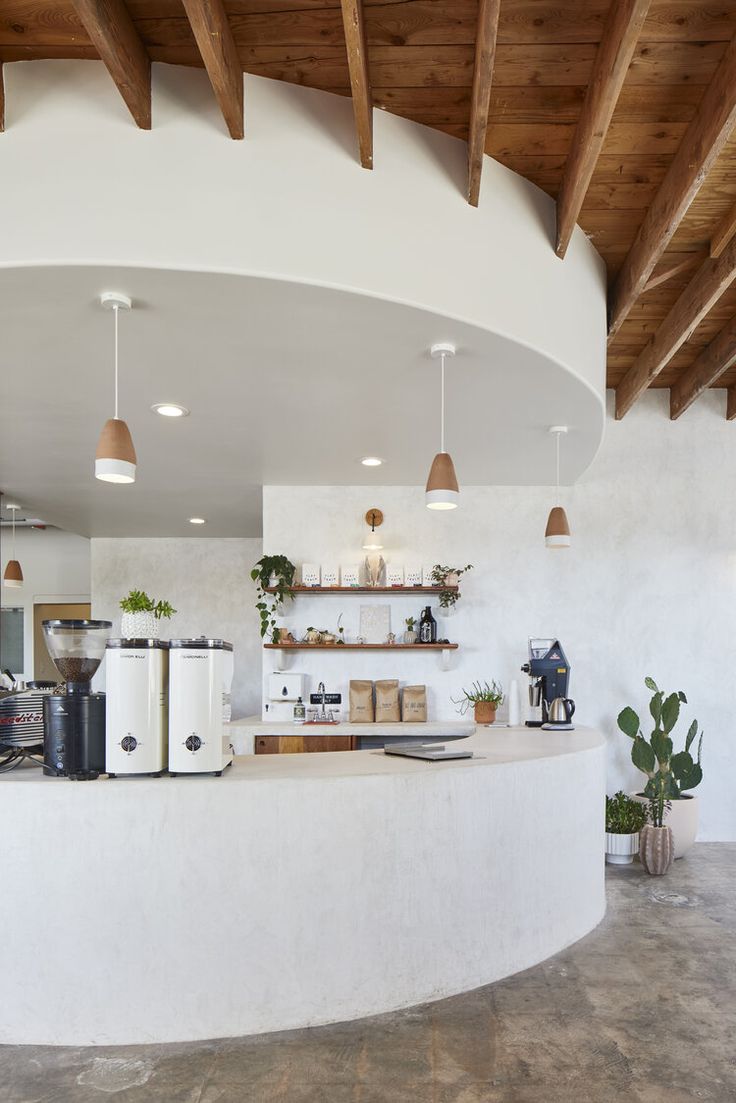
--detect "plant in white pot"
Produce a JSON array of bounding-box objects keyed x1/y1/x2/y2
[
  {"x1": 617, "y1": 676, "x2": 703, "y2": 860},
  {"x1": 120, "y1": 590, "x2": 176, "y2": 639},
  {"x1": 605, "y1": 790, "x2": 648, "y2": 865}
]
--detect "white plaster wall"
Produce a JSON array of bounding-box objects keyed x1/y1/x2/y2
[
  {"x1": 0, "y1": 527, "x2": 90, "y2": 680},
  {"x1": 263, "y1": 390, "x2": 736, "y2": 841},
  {"x1": 91, "y1": 537, "x2": 262, "y2": 719}
]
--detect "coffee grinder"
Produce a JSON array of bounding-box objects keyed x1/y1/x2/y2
[
  {"x1": 521, "y1": 638, "x2": 570, "y2": 727},
  {"x1": 42, "y1": 619, "x2": 112, "y2": 779}
]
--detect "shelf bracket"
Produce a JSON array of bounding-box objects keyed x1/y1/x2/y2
[
  {"x1": 274, "y1": 649, "x2": 287, "y2": 672},
  {"x1": 440, "y1": 648, "x2": 452, "y2": 672}
]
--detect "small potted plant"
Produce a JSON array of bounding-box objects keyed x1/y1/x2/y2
[
  {"x1": 404, "y1": 616, "x2": 417, "y2": 644},
  {"x1": 452, "y1": 680, "x2": 504, "y2": 725},
  {"x1": 251, "y1": 555, "x2": 296, "y2": 641},
  {"x1": 119, "y1": 590, "x2": 176, "y2": 639},
  {"x1": 431, "y1": 564, "x2": 473, "y2": 614},
  {"x1": 605, "y1": 791, "x2": 647, "y2": 865},
  {"x1": 639, "y1": 783, "x2": 674, "y2": 876}
]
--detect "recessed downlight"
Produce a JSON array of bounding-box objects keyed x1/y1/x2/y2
[
  {"x1": 360, "y1": 456, "x2": 384, "y2": 467},
  {"x1": 152, "y1": 403, "x2": 190, "y2": 418},
  {"x1": 189, "y1": 517, "x2": 206, "y2": 525}
]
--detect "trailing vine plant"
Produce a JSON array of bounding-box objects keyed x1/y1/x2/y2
[
  {"x1": 430, "y1": 563, "x2": 473, "y2": 609},
  {"x1": 251, "y1": 555, "x2": 297, "y2": 641}
]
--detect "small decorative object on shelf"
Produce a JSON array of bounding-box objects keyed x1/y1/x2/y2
[
  {"x1": 452, "y1": 680, "x2": 504, "y2": 724},
  {"x1": 386, "y1": 565, "x2": 404, "y2": 587},
  {"x1": 364, "y1": 554, "x2": 386, "y2": 588},
  {"x1": 419, "y1": 606, "x2": 437, "y2": 643},
  {"x1": 387, "y1": 632, "x2": 396, "y2": 644},
  {"x1": 119, "y1": 590, "x2": 177, "y2": 639},
  {"x1": 302, "y1": 564, "x2": 321, "y2": 587},
  {"x1": 430, "y1": 563, "x2": 473, "y2": 610},
  {"x1": 405, "y1": 566, "x2": 423, "y2": 587},
  {"x1": 321, "y1": 565, "x2": 339, "y2": 587},
  {"x1": 251, "y1": 555, "x2": 297, "y2": 641},
  {"x1": 404, "y1": 616, "x2": 418, "y2": 644},
  {"x1": 605, "y1": 791, "x2": 648, "y2": 865},
  {"x1": 341, "y1": 565, "x2": 360, "y2": 587}
]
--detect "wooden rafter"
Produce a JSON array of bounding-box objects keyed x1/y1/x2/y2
[
  {"x1": 71, "y1": 0, "x2": 151, "y2": 129},
  {"x1": 642, "y1": 250, "x2": 708, "y2": 294},
  {"x1": 608, "y1": 30, "x2": 736, "y2": 338},
  {"x1": 467, "y1": 0, "x2": 501, "y2": 207},
  {"x1": 615, "y1": 236, "x2": 736, "y2": 419},
  {"x1": 710, "y1": 199, "x2": 736, "y2": 260},
  {"x1": 555, "y1": 0, "x2": 650, "y2": 260},
  {"x1": 339, "y1": 0, "x2": 372, "y2": 169},
  {"x1": 180, "y1": 0, "x2": 243, "y2": 140},
  {"x1": 669, "y1": 315, "x2": 736, "y2": 420},
  {"x1": 727, "y1": 387, "x2": 736, "y2": 421}
]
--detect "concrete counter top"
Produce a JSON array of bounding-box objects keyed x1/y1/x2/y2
[{"x1": 226, "y1": 715, "x2": 476, "y2": 753}]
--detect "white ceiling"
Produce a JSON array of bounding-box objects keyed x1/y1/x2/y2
[{"x1": 0, "y1": 266, "x2": 603, "y2": 537}]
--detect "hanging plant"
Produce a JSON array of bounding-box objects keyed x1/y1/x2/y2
[
  {"x1": 430, "y1": 563, "x2": 473, "y2": 609},
  {"x1": 251, "y1": 555, "x2": 297, "y2": 640}
]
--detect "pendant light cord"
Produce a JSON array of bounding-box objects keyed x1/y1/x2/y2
[
  {"x1": 11, "y1": 508, "x2": 16, "y2": 559},
  {"x1": 555, "y1": 431, "x2": 560, "y2": 503},
  {"x1": 440, "y1": 352, "x2": 446, "y2": 454},
  {"x1": 113, "y1": 303, "x2": 119, "y2": 420}
]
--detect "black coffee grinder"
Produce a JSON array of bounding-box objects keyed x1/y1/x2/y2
[
  {"x1": 521, "y1": 638, "x2": 571, "y2": 727},
  {"x1": 42, "y1": 619, "x2": 112, "y2": 779}
]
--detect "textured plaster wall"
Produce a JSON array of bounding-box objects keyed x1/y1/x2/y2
[
  {"x1": 91, "y1": 537, "x2": 262, "y2": 719},
  {"x1": 264, "y1": 390, "x2": 736, "y2": 841}
]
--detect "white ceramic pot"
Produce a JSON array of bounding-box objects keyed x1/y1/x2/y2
[
  {"x1": 120, "y1": 611, "x2": 159, "y2": 639},
  {"x1": 605, "y1": 832, "x2": 639, "y2": 865},
  {"x1": 630, "y1": 792, "x2": 698, "y2": 859},
  {"x1": 404, "y1": 630, "x2": 418, "y2": 644}
]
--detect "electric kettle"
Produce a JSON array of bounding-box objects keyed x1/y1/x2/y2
[{"x1": 546, "y1": 697, "x2": 575, "y2": 728}]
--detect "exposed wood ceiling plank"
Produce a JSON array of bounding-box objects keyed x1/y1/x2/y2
[
  {"x1": 339, "y1": 0, "x2": 372, "y2": 168},
  {"x1": 70, "y1": 0, "x2": 151, "y2": 128},
  {"x1": 467, "y1": 0, "x2": 500, "y2": 206},
  {"x1": 181, "y1": 0, "x2": 243, "y2": 139},
  {"x1": 615, "y1": 237, "x2": 736, "y2": 419},
  {"x1": 607, "y1": 31, "x2": 736, "y2": 338},
  {"x1": 555, "y1": 0, "x2": 650, "y2": 259},
  {"x1": 710, "y1": 198, "x2": 736, "y2": 259},
  {"x1": 669, "y1": 315, "x2": 736, "y2": 419}
]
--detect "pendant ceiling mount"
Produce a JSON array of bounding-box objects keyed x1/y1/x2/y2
[
  {"x1": 95, "y1": 292, "x2": 137, "y2": 485},
  {"x1": 426, "y1": 343, "x2": 459, "y2": 510},
  {"x1": 545, "y1": 426, "x2": 571, "y2": 549}
]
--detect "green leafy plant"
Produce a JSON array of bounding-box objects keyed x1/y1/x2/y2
[
  {"x1": 617, "y1": 676, "x2": 703, "y2": 801},
  {"x1": 647, "y1": 793, "x2": 672, "y2": 830},
  {"x1": 430, "y1": 564, "x2": 473, "y2": 609},
  {"x1": 452, "y1": 680, "x2": 504, "y2": 715},
  {"x1": 119, "y1": 590, "x2": 177, "y2": 619},
  {"x1": 251, "y1": 555, "x2": 296, "y2": 640},
  {"x1": 405, "y1": 616, "x2": 416, "y2": 631},
  {"x1": 605, "y1": 791, "x2": 647, "y2": 835}
]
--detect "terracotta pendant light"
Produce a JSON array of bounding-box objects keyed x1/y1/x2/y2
[
  {"x1": 426, "y1": 343, "x2": 459, "y2": 510},
  {"x1": 545, "y1": 426, "x2": 571, "y2": 549},
  {"x1": 95, "y1": 292, "x2": 137, "y2": 484},
  {"x1": 3, "y1": 503, "x2": 23, "y2": 588}
]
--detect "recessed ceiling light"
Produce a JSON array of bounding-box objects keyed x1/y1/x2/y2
[
  {"x1": 152, "y1": 403, "x2": 190, "y2": 418},
  {"x1": 189, "y1": 517, "x2": 206, "y2": 525},
  {"x1": 360, "y1": 456, "x2": 383, "y2": 467}
]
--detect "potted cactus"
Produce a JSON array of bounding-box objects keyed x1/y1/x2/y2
[
  {"x1": 617, "y1": 676, "x2": 703, "y2": 859},
  {"x1": 404, "y1": 616, "x2": 418, "y2": 644},
  {"x1": 605, "y1": 791, "x2": 648, "y2": 865},
  {"x1": 452, "y1": 680, "x2": 504, "y2": 725}
]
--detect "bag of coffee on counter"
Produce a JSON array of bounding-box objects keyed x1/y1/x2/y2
[
  {"x1": 402, "y1": 685, "x2": 427, "y2": 722},
  {"x1": 375, "y1": 679, "x2": 400, "y2": 723},
  {"x1": 349, "y1": 680, "x2": 375, "y2": 723}
]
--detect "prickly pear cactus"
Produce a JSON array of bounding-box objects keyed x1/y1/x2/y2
[{"x1": 639, "y1": 824, "x2": 674, "y2": 875}]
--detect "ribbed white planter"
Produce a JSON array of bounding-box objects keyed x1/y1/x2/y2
[
  {"x1": 120, "y1": 611, "x2": 159, "y2": 640},
  {"x1": 630, "y1": 792, "x2": 698, "y2": 859},
  {"x1": 605, "y1": 832, "x2": 639, "y2": 865}
]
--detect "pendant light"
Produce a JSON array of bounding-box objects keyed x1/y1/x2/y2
[
  {"x1": 545, "y1": 426, "x2": 571, "y2": 548},
  {"x1": 426, "y1": 343, "x2": 459, "y2": 510},
  {"x1": 3, "y1": 503, "x2": 23, "y2": 588},
  {"x1": 95, "y1": 292, "x2": 137, "y2": 484},
  {"x1": 362, "y1": 509, "x2": 384, "y2": 551}
]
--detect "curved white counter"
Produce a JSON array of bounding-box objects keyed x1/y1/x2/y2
[{"x1": 0, "y1": 726, "x2": 605, "y2": 1046}]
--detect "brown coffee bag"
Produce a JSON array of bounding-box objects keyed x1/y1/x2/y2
[
  {"x1": 375, "y1": 679, "x2": 400, "y2": 723},
  {"x1": 349, "y1": 680, "x2": 374, "y2": 723},
  {"x1": 402, "y1": 685, "x2": 427, "y2": 722}
]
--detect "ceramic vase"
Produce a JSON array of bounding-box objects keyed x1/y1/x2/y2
[
  {"x1": 121, "y1": 611, "x2": 159, "y2": 639},
  {"x1": 639, "y1": 824, "x2": 674, "y2": 875},
  {"x1": 404, "y1": 630, "x2": 418, "y2": 643},
  {"x1": 630, "y1": 792, "x2": 698, "y2": 859},
  {"x1": 605, "y1": 832, "x2": 640, "y2": 865},
  {"x1": 474, "y1": 701, "x2": 497, "y2": 725}
]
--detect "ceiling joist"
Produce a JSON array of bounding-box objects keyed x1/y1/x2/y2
[
  {"x1": 616, "y1": 236, "x2": 736, "y2": 419},
  {"x1": 642, "y1": 250, "x2": 708, "y2": 294},
  {"x1": 607, "y1": 30, "x2": 736, "y2": 339},
  {"x1": 710, "y1": 199, "x2": 736, "y2": 260},
  {"x1": 555, "y1": 0, "x2": 651, "y2": 260},
  {"x1": 339, "y1": 0, "x2": 373, "y2": 169},
  {"x1": 70, "y1": 0, "x2": 151, "y2": 129},
  {"x1": 467, "y1": 0, "x2": 501, "y2": 207},
  {"x1": 180, "y1": 0, "x2": 244, "y2": 140},
  {"x1": 670, "y1": 315, "x2": 736, "y2": 419}
]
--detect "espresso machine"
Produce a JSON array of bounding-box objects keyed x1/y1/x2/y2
[
  {"x1": 521, "y1": 638, "x2": 571, "y2": 727},
  {"x1": 42, "y1": 619, "x2": 112, "y2": 779}
]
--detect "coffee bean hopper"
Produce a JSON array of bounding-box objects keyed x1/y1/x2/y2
[{"x1": 42, "y1": 619, "x2": 112, "y2": 779}]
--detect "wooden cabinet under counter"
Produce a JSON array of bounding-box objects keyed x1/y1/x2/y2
[{"x1": 255, "y1": 734, "x2": 357, "y2": 754}]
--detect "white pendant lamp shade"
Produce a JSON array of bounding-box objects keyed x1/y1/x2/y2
[
  {"x1": 545, "y1": 426, "x2": 571, "y2": 548},
  {"x1": 95, "y1": 293, "x2": 136, "y2": 484},
  {"x1": 3, "y1": 504, "x2": 23, "y2": 588},
  {"x1": 426, "y1": 343, "x2": 459, "y2": 510}
]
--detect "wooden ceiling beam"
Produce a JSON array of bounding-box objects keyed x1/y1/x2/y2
[
  {"x1": 180, "y1": 0, "x2": 243, "y2": 140},
  {"x1": 710, "y1": 199, "x2": 736, "y2": 260},
  {"x1": 615, "y1": 236, "x2": 736, "y2": 418},
  {"x1": 71, "y1": 0, "x2": 151, "y2": 129},
  {"x1": 555, "y1": 0, "x2": 650, "y2": 260},
  {"x1": 669, "y1": 315, "x2": 736, "y2": 419},
  {"x1": 467, "y1": 0, "x2": 501, "y2": 207},
  {"x1": 608, "y1": 31, "x2": 736, "y2": 338},
  {"x1": 642, "y1": 250, "x2": 708, "y2": 294},
  {"x1": 340, "y1": 0, "x2": 372, "y2": 168}
]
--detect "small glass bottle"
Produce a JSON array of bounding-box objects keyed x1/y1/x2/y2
[
  {"x1": 293, "y1": 696, "x2": 306, "y2": 724},
  {"x1": 419, "y1": 606, "x2": 437, "y2": 643}
]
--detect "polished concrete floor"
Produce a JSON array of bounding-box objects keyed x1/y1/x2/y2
[{"x1": 2, "y1": 843, "x2": 734, "y2": 1103}]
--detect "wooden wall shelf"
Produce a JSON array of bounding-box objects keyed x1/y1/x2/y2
[
  {"x1": 264, "y1": 642, "x2": 458, "y2": 670},
  {"x1": 264, "y1": 586, "x2": 457, "y2": 595}
]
